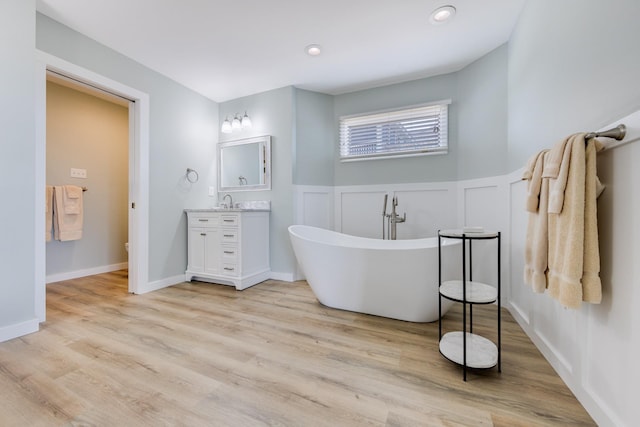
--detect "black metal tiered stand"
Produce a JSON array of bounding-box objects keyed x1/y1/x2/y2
[{"x1": 438, "y1": 229, "x2": 501, "y2": 381}]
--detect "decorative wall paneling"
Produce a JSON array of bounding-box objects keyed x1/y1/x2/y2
[{"x1": 293, "y1": 130, "x2": 639, "y2": 425}]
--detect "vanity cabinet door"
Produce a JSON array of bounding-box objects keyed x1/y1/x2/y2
[
  {"x1": 202, "y1": 228, "x2": 220, "y2": 275},
  {"x1": 188, "y1": 227, "x2": 220, "y2": 275}
]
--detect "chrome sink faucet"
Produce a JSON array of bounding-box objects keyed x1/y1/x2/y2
[{"x1": 222, "y1": 193, "x2": 233, "y2": 209}]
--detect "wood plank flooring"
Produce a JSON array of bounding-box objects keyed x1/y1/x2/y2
[{"x1": 0, "y1": 270, "x2": 595, "y2": 426}]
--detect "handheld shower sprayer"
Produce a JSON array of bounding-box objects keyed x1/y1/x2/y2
[{"x1": 382, "y1": 194, "x2": 388, "y2": 239}]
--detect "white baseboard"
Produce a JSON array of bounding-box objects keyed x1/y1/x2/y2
[
  {"x1": 46, "y1": 262, "x2": 128, "y2": 284},
  {"x1": 135, "y1": 274, "x2": 184, "y2": 295},
  {"x1": 269, "y1": 271, "x2": 296, "y2": 282},
  {"x1": 0, "y1": 318, "x2": 39, "y2": 343}
]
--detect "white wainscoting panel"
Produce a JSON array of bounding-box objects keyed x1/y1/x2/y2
[
  {"x1": 508, "y1": 176, "x2": 530, "y2": 324},
  {"x1": 393, "y1": 188, "x2": 456, "y2": 239},
  {"x1": 581, "y1": 141, "x2": 639, "y2": 426},
  {"x1": 533, "y1": 300, "x2": 577, "y2": 375},
  {"x1": 463, "y1": 186, "x2": 499, "y2": 230},
  {"x1": 457, "y1": 177, "x2": 507, "y2": 301},
  {"x1": 335, "y1": 182, "x2": 457, "y2": 239},
  {"x1": 339, "y1": 190, "x2": 388, "y2": 238}
]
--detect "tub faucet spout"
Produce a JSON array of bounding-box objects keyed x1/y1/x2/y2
[{"x1": 388, "y1": 196, "x2": 406, "y2": 240}]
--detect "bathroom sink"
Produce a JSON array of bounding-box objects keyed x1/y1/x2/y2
[{"x1": 207, "y1": 200, "x2": 271, "y2": 211}]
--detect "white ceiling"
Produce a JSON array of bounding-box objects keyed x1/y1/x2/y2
[{"x1": 36, "y1": 0, "x2": 526, "y2": 103}]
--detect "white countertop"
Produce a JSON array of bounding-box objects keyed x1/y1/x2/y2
[
  {"x1": 185, "y1": 208, "x2": 270, "y2": 213},
  {"x1": 185, "y1": 200, "x2": 271, "y2": 213}
]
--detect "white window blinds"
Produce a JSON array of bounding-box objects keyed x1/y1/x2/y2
[{"x1": 339, "y1": 101, "x2": 450, "y2": 161}]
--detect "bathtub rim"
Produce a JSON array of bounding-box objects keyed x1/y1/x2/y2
[{"x1": 288, "y1": 224, "x2": 459, "y2": 250}]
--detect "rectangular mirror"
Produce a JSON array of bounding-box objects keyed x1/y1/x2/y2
[{"x1": 218, "y1": 135, "x2": 271, "y2": 192}]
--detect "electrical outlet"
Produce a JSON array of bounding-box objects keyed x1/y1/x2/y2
[
  {"x1": 208, "y1": 186, "x2": 215, "y2": 196},
  {"x1": 70, "y1": 168, "x2": 87, "y2": 179}
]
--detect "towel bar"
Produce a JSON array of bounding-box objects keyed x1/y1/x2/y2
[{"x1": 585, "y1": 124, "x2": 626, "y2": 141}]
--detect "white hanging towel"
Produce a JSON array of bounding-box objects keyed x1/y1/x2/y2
[{"x1": 53, "y1": 185, "x2": 84, "y2": 241}]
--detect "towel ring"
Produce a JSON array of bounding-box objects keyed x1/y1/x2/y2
[{"x1": 186, "y1": 168, "x2": 199, "y2": 183}]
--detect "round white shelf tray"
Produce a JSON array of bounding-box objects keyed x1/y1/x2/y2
[
  {"x1": 439, "y1": 331, "x2": 498, "y2": 369},
  {"x1": 439, "y1": 229, "x2": 499, "y2": 239},
  {"x1": 440, "y1": 280, "x2": 497, "y2": 304}
]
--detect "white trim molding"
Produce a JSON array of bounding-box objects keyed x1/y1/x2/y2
[
  {"x1": 35, "y1": 50, "x2": 150, "y2": 309},
  {"x1": 46, "y1": 262, "x2": 129, "y2": 285},
  {"x1": 0, "y1": 318, "x2": 39, "y2": 343}
]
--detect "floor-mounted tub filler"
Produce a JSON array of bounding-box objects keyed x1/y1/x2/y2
[{"x1": 288, "y1": 225, "x2": 460, "y2": 322}]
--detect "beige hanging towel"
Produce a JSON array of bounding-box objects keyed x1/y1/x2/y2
[
  {"x1": 45, "y1": 185, "x2": 54, "y2": 242},
  {"x1": 53, "y1": 185, "x2": 84, "y2": 241},
  {"x1": 523, "y1": 149, "x2": 550, "y2": 293},
  {"x1": 582, "y1": 138, "x2": 604, "y2": 303},
  {"x1": 545, "y1": 134, "x2": 603, "y2": 308}
]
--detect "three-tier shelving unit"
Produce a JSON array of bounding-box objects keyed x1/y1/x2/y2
[{"x1": 438, "y1": 229, "x2": 501, "y2": 381}]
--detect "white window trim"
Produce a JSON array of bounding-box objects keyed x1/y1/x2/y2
[{"x1": 339, "y1": 99, "x2": 451, "y2": 162}]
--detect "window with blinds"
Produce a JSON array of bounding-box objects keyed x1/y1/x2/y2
[{"x1": 339, "y1": 101, "x2": 450, "y2": 161}]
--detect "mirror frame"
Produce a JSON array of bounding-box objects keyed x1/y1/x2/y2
[{"x1": 217, "y1": 135, "x2": 271, "y2": 192}]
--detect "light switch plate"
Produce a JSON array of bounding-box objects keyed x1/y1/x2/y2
[{"x1": 70, "y1": 168, "x2": 87, "y2": 179}]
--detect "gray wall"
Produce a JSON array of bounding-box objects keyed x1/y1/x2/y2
[
  {"x1": 333, "y1": 74, "x2": 459, "y2": 185},
  {"x1": 294, "y1": 89, "x2": 334, "y2": 186},
  {"x1": 508, "y1": 0, "x2": 640, "y2": 169},
  {"x1": 457, "y1": 44, "x2": 508, "y2": 179},
  {"x1": 218, "y1": 87, "x2": 297, "y2": 276},
  {"x1": 332, "y1": 45, "x2": 509, "y2": 185},
  {"x1": 37, "y1": 14, "x2": 219, "y2": 283},
  {"x1": 0, "y1": 0, "x2": 36, "y2": 330},
  {"x1": 46, "y1": 81, "x2": 128, "y2": 277}
]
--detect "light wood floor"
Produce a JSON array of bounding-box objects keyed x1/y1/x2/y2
[{"x1": 0, "y1": 271, "x2": 594, "y2": 426}]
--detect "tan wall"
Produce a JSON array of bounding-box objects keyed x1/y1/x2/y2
[{"x1": 46, "y1": 80, "x2": 128, "y2": 279}]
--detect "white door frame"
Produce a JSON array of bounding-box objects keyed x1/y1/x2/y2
[{"x1": 35, "y1": 50, "x2": 149, "y2": 321}]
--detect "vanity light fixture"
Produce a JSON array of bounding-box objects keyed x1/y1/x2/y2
[
  {"x1": 221, "y1": 117, "x2": 232, "y2": 133},
  {"x1": 221, "y1": 112, "x2": 252, "y2": 133},
  {"x1": 231, "y1": 114, "x2": 242, "y2": 131},
  {"x1": 241, "y1": 111, "x2": 252, "y2": 129},
  {"x1": 305, "y1": 44, "x2": 322, "y2": 56},
  {"x1": 429, "y1": 5, "x2": 456, "y2": 25}
]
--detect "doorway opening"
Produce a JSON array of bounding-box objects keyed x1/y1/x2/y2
[
  {"x1": 45, "y1": 72, "x2": 130, "y2": 291},
  {"x1": 35, "y1": 51, "x2": 150, "y2": 322}
]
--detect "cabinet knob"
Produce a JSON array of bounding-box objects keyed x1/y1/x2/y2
[
  {"x1": 200, "y1": 233, "x2": 206, "y2": 236},
  {"x1": 224, "y1": 267, "x2": 235, "y2": 271},
  {"x1": 198, "y1": 219, "x2": 209, "y2": 222}
]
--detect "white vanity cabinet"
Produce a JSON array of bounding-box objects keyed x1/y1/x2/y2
[{"x1": 185, "y1": 209, "x2": 270, "y2": 290}]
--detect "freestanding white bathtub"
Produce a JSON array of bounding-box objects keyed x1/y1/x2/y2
[{"x1": 288, "y1": 225, "x2": 460, "y2": 322}]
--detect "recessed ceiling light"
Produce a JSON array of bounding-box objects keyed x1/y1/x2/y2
[
  {"x1": 430, "y1": 5, "x2": 456, "y2": 25},
  {"x1": 305, "y1": 44, "x2": 322, "y2": 56}
]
